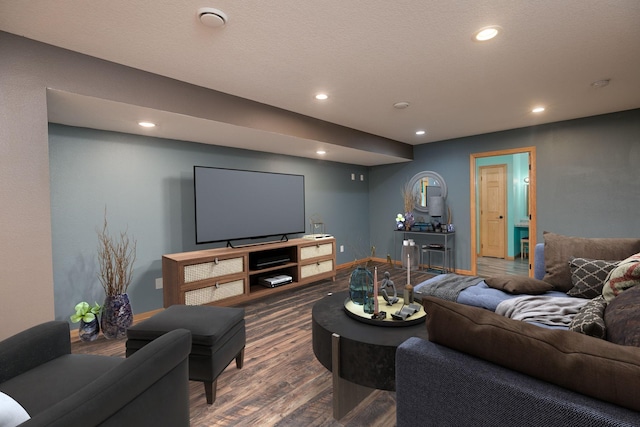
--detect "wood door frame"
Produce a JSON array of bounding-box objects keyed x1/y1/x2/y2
[{"x1": 470, "y1": 147, "x2": 537, "y2": 276}]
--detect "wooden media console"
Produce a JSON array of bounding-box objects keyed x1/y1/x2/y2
[{"x1": 162, "y1": 237, "x2": 336, "y2": 307}]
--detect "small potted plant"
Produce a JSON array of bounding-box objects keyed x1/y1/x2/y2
[{"x1": 70, "y1": 301, "x2": 102, "y2": 342}]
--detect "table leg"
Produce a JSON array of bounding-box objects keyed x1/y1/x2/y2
[{"x1": 331, "y1": 333, "x2": 375, "y2": 420}]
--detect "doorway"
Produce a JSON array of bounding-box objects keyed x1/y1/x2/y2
[{"x1": 470, "y1": 147, "x2": 537, "y2": 277}]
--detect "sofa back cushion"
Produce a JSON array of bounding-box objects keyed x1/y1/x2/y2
[
  {"x1": 542, "y1": 232, "x2": 640, "y2": 292},
  {"x1": 424, "y1": 296, "x2": 640, "y2": 412}
]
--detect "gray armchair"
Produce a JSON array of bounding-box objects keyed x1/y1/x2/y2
[{"x1": 0, "y1": 321, "x2": 191, "y2": 427}]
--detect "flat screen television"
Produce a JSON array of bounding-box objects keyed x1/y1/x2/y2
[{"x1": 194, "y1": 166, "x2": 306, "y2": 245}]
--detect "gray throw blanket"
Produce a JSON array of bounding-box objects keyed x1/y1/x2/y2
[
  {"x1": 496, "y1": 296, "x2": 588, "y2": 327},
  {"x1": 415, "y1": 274, "x2": 484, "y2": 302}
]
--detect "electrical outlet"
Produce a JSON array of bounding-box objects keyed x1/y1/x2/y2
[
  {"x1": 351, "y1": 173, "x2": 355, "y2": 181},
  {"x1": 155, "y1": 278, "x2": 163, "y2": 289},
  {"x1": 340, "y1": 245, "x2": 344, "y2": 252},
  {"x1": 360, "y1": 174, "x2": 364, "y2": 181}
]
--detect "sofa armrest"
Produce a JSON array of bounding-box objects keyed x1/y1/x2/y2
[
  {"x1": 0, "y1": 321, "x2": 71, "y2": 383},
  {"x1": 396, "y1": 337, "x2": 640, "y2": 427},
  {"x1": 23, "y1": 328, "x2": 192, "y2": 427}
]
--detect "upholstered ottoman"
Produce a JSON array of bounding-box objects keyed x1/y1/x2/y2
[{"x1": 126, "y1": 304, "x2": 245, "y2": 404}]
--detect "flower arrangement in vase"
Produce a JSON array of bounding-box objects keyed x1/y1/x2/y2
[{"x1": 97, "y1": 210, "x2": 137, "y2": 339}]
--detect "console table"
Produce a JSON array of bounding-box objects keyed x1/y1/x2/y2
[
  {"x1": 312, "y1": 291, "x2": 428, "y2": 419},
  {"x1": 394, "y1": 230, "x2": 455, "y2": 273}
]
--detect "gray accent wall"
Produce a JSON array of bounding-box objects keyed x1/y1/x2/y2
[
  {"x1": 50, "y1": 109, "x2": 640, "y2": 324},
  {"x1": 369, "y1": 109, "x2": 640, "y2": 272},
  {"x1": 49, "y1": 124, "x2": 369, "y2": 321}
]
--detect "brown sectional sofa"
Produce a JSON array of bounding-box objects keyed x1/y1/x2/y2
[{"x1": 396, "y1": 233, "x2": 640, "y2": 426}]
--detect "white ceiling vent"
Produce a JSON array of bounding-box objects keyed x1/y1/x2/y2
[{"x1": 198, "y1": 8, "x2": 228, "y2": 28}]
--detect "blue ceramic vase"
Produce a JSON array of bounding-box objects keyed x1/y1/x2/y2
[{"x1": 78, "y1": 317, "x2": 100, "y2": 342}]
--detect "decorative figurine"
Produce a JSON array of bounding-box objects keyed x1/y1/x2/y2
[{"x1": 379, "y1": 271, "x2": 399, "y2": 305}]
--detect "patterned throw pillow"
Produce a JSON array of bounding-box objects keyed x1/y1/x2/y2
[
  {"x1": 567, "y1": 257, "x2": 619, "y2": 299},
  {"x1": 569, "y1": 295, "x2": 607, "y2": 339},
  {"x1": 602, "y1": 253, "x2": 640, "y2": 303}
]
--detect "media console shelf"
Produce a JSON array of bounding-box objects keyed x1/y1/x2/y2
[{"x1": 162, "y1": 237, "x2": 336, "y2": 307}]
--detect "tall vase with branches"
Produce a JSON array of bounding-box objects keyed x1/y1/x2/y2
[{"x1": 97, "y1": 211, "x2": 137, "y2": 339}]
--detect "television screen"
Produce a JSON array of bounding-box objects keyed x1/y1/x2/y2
[{"x1": 194, "y1": 166, "x2": 306, "y2": 244}]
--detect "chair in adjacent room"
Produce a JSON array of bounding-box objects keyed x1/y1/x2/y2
[{"x1": 521, "y1": 236, "x2": 529, "y2": 259}]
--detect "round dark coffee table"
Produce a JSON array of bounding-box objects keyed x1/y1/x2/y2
[{"x1": 312, "y1": 291, "x2": 428, "y2": 419}]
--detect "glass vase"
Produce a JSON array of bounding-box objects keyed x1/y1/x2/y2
[
  {"x1": 101, "y1": 293, "x2": 133, "y2": 339},
  {"x1": 349, "y1": 267, "x2": 374, "y2": 313}
]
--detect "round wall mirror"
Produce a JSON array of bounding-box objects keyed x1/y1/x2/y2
[{"x1": 406, "y1": 171, "x2": 447, "y2": 213}]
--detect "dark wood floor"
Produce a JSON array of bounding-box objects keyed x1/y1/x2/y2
[
  {"x1": 70, "y1": 258, "x2": 529, "y2": 426},
  {"x1": 72, "y1": 261, "x2": 434, "y2": 426},
  {"x1": 477, "y1": 256, "x2": 530, "y2": 277}
]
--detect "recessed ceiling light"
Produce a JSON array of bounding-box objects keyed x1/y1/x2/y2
[
  {"x1": 316, "y1": 150, "x2": 326, "y2": 155},
  {"x1": 315, "y1": 93, "x2": 328, "y2": 100},
  {"x1": 138, "y1": 121, "x2": 156, "y2": 128},
  {"x1": 474, "y1": 26, "x2": 502, "y2": 41},
  {"x1": 531, "y1": 107, "x2": 545, "y2": 113},
  {"x1": 415, "y1": 130, "x2": 426, "y2": 135},
  {"x1": 393, "y1": 101, "x2": 410, "y2": 109}
]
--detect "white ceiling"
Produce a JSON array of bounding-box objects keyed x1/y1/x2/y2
[{"x1": 2, "y1": 0, "x2": 640, "y2": 165}]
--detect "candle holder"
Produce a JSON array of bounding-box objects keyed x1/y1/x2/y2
[{"x1": 404, "y1": 284, "x2": 414, "y2": 304}]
